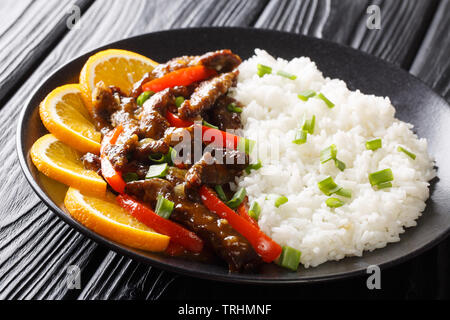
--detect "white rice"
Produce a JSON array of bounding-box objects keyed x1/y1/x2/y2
[{"x1": 232, "y1": 49, "x2": 436, "y2": 268}]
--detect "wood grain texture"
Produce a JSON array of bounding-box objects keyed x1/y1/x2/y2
[
  {"x1": 255, "y1": 0, "x2": 438, "y2": 68},
  {"x1": 410, "y1": 0, "x2": 450, "y2": 101},
  {"x1": 0, "y1": 0, "x2": 267, "y2": 300},
  {"x1": 0, "y1": 0, "x2": 92, "y2": 106}
]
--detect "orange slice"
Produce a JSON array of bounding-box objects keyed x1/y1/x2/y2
[
  {"x1": 79, "y1": 49, "x2": 158, "y2": 111},
  {"x1": 30, "y1": 134, "x2": 106, "y2": 195},
  {"x1": 64, "y1": 187, "x2": 170, "y2": 252},
  {"x1": 39, "y1": 84, "x2": 101, "y2": 154}
]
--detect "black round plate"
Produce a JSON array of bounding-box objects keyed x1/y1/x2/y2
[{"x1": 17, "y1": 27, "x2": 450, "y2": 284}]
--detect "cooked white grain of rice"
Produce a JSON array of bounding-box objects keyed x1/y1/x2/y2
[{"x1": 232, "y1": 49, "x2": 435, "y2": 268}]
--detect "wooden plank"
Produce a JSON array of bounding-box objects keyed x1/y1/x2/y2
[
  {"x1": 0, "y1": 0, "x2": 267, "y2": 300},
  {"x1": 410, "y1": 0, "x2": 450, "y2": 101},
  {"x1": 0, "y1": 0, "x2": 93, "y2": 105},
  {"x1": 255, "y1": 0, "x2": 438, "y2": 68}
]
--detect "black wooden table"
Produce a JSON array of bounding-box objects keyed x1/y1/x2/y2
[{"x1": 0, "y1": 0, "x2": 449, "y2": 300}]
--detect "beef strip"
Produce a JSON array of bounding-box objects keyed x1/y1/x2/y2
[
  {"x1": 184, "y1": 150, "x2": 248, "y2": 201},
  {"x1": 130, "y1": 49, "x2": 241, "y2": 98},
  {"x1": 81, "y1": 153, "x2": 101, "y2": 174},
  {"x1": 204, "y1": 96, "x2": 242, "y2": 131},
  {"x1": 125, "y1": 178, "x2": 262, "y2": 272},
  {"x1": 133, "y1": 138, "x2": 170, "y2": 161},
  {"x1": 178, "y1": 70, "x2": 239, "y2": 120}
]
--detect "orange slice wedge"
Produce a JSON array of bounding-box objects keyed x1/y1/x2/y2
[
  {"x1": 39, "y1": 84, "x2": 101, "y2": 154},
  {"x1": 30, "y1": 134, "x2": 106, "y2": 195},
  {"x1": 64, "y1": 187, "x2": 170, "y2": 252}
]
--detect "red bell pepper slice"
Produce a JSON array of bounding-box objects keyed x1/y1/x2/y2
[
  {"x1": 200, "y1": 186, "x2": 281, "y2": 263},
  {"x1": 165, "y1": 111, "x2": 242, "y2": 150},
  {"x1": 117, "y1": 194, "x2": 203, "y2": 253},
  {"x1": 100, "y1": 125, "x2": 126, "y2": 194},
  {"x1": 237, "y1": 198, "x2": 259, "y2": 228},
  {"x1": 142, "y1": 65, "x2": 216, "y2": 93}
]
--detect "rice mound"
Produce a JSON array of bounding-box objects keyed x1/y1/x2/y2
[{"x1": 232, "y1": 49, "x2": 436, "y2": 268}]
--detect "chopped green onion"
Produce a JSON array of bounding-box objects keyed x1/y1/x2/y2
[
  {"x1": 227, "y1": 102, "x2": 243, "y2": 113},
  {"x1": 369, "y1": 168, "x2": 394, "y2": 187},
  {"x1": 301, "y1": 115, "x2": 316, "y2": 134},
  {"x1": 326, "y1": 197, "x2": 344, "y2": 208},
  {"x1": 175, "y1": 96, "x2": 185, "y2": 108},
  {"x1": 214, "y1": 185, "x2": 228, "y2": 202},
  {"x1": 155, "y1": 194, "x2": 174, "y2": 219},
  {"x1": 366, "y1": 138, "x2": 382, "y2": 151},
  {"x1": 149, "y1": 147, "x2": 175, "y2": 165},
  {"x1": 376, "y1": 181, "x2": 392, "y2": 189},
  {"x1": 227, "y1": 188, "x2": 247, "y2": 209},
  {"x1": 317, "y1": 93, "x2": 334, "y2": 108},
  {"x1": 137, "y1": 91, "x2": 154, "y2": 106},
  {"x1": 123, "y1": 172, "x2": 139, "y2": 183},
  {"x1": 397, "y1": 146, "x2": 416, "y2": 160},
  {"x1": 276, "y1": 70, "x2": 297, "y2": 80},
  {"x1": 320, "y1": 144, "x2": 337, "y2": 164},
  {"x1": 237, "y1": 138, "x2": 256, "y2": 154},
  {"x1": 334, "y1": 158, "x2": 346, "y2": 171},
  {"x1": 146, "y1": 163, "x2": 168, "y2": 179},
  {"x1": 245, "y1": 159, "x2": 262, "y2": 174},
  {"x1": 318, "y1": 176, "x2": 341, "y2": 196},
  {"x1": 276, "y1": 246, "x2": 301, "y2": 271},
  {"x1": 274, "y1": 196, "x2": 288, "y2": 208},
  {"x1": 292, "y1": 130, "x2": 308, "y2": 145},
  {"x1": 335, "y1": 188, "x2": 352, "y2": 198},
  {"x1": 257, "y1": 64, "x2": 272, "y2": 77},
  {"x1": 248, "y1": 201, "x2": 261, "y2": 220},
  {"x1": 202, "y1": 120, "x2": 218, "y2": 129},
  {"x1": 297, "y1": 90, "x2": 316, "y2": 101}
]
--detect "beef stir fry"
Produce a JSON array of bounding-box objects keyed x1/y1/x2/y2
[{"x1": 83, "y1": 50, "x2": 281, "y2": 272}]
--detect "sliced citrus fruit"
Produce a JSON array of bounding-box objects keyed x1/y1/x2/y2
[
  {"x1": 39, "y1": 84, "x2": 101, "y2": 154},
  {"x1": 30, "y1": 134, "x2": 106, "y2": 195},
  {"x1": 79, "y1": 49, "x2": 158, "y2": 111},
  {"x1": 64, "y1": 187, "x2": 170, "y2": 252}
]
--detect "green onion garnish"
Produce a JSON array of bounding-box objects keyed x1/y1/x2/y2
[
  {"x1": 227, "y1": 188, "x2": 247, "y2": 209},
  {"x1": 227, "y1": 102, "x2": 243, "y2": 113},
  {"x1": 334, "y1": 159, "x2": 346, "y2": 171},
  {"x1": 297, "y1": 90, "x2": 316, "y2": 101},
  {"x1": 149, "y1": 147, "x2": 175, "y2": 165},
  {"x1": 317, "y1": 93, "x2": 335, "y2": 108},
  {"x1": 320, "y1": 144, "x2": 337, "y2": 164},
  {"x1": 257, "y1": 64, "x2": 272, "y2": 77},
  {"x1": 276, "y1": 246, "x2": 301, "y2": 271},
  {"x1": 175, "y1": 96, "x2": 185, "y2": 108},
  {"x1": 318, "y1": 176, "x2": 341, "y2": 196},
  {"x1": 397, "y1": 146, "x2": 416, "y2": 160},
  {"x1": 123, "y1": 172, "x2": 139, "y2": 183},
  {"x1": 137, "y1": 91, "x2": 154, "y2": 106},
  {"x1": 248, "y1": 201, "x2": 261, "y2": 220},
  {"x1": 155, "y1": 194, "x2": 174, "y2": 219},
  {"x1": 292, "y1": 130, "x2": 308, "y2": 145},
  {"x1": 214, "y1": 185, "x2": 228, "y2": 202},
  {"x1": 326, "y1": 197, "x2": 344, "y2": 208},
  {"x1": 301, "y1": 115, "x2": 316, "y2": 134},
  {"x1": 202, "y1": 120, "x2": 218, "y2": 129},
  {"x1": 366, "y1": 138, "x2": 382, "y2": 151},
  {"x1": 146, "y1": 163, "x2": 168, "y2": 179},
  {"x1": 237, "y1": 138, "x2": 256, "y2": 155},
  {"x1": 369, "y1": 168, "x2": 394, "y2": 187},
  {"x1": 376, "y1": 181, "x2": 392, "y2": 189},
  {"x1": 335, "y1": 188, "x2": 352, "y2": 198},
  {"x1": 274, "y1": 196, "x2": 288, "y2": 208},
  {"x1": 276, "y1": 70, "x2": 297, "y2": 80},
  {"x1": 245, "y1": 159, "x2": 262, "y2": 174}
]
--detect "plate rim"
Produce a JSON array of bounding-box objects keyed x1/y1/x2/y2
[{"x1": 16, "y1": 26, "x2": 450, "y2": 284}]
